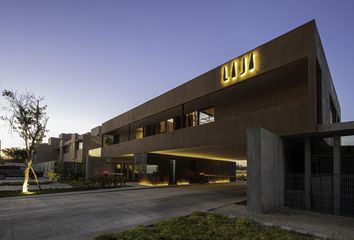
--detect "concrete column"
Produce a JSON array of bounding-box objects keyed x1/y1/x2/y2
[
  {"x1": 333, "y1": 136, "x2": 341, "y2": 214},
  {"x1": 304, "y1": 137, "x2": 311, "y2": 210},
  {"x1": 247, "y1": 128, "x2": 284, "y2": 214},
  {"x1": 59, "y1": 140, "x2": 64, "y2": 161}
]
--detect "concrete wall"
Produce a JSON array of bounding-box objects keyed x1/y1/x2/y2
[
  {"x1": 103, "y1": 57, "x2": 312, "y2": 158},
  {"x1": 247, "y1": 128, "x2": 284, "y2": 213},
  {"x1": 34, "y1": 144, "x2": 59, "y2": 163},
  {"x1": 86, "y1": 156, "x2": 114, "y2": 180},
  {"x1": 315, "y1": 26, "x2": 341, "y2": 124},
  {"x1": 59, "y1": 133, "x2": 101, "y2": 162},
  {"x1": 91, "y1": 126, "x2": 102, "y2": 137}
]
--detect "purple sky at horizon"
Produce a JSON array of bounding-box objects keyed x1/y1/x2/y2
[{"x1": 1, "y1": 0, "x2": 354, "y2": 149}]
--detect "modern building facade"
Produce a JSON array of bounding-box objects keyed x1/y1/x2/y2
[
  {"x1": 79, "y1": 20, "x2": 354, "y2": 217},
  {"x1": 87, "y1": 20, "x2": 354, "y2": 217},
  {"x1": 91, "y1": 20, "x2": 337, "y2": 177}
]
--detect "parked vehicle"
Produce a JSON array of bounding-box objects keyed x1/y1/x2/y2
[{"x1": 0, "y1": 165, "x2": 43, "y2": 180}]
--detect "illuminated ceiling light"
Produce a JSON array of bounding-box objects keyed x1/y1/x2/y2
[
  {"x1": 151, "y1": 150, "x2": 242, "y2": 162},
  {"x1": 223, "y1": 66, "x2": 229, "y2": 82},
  {"x1": 249, "y1": 53, "x2": 255, "y2": 72},
  {"x1": 231, "y1": 61, "x2": 237, "y2": 79}
]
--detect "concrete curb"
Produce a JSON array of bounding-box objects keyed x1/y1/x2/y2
[
  {"x1": 0, "y1": 182, "x2": 199, "y2": 200},
  {"x1": 0, "y1": 181, "x2": 241, "y2": 200},
  {"x1": 206, "y1": 199, "x2": 247, "y2": 212},
  {"x1": 0, "y1": 186, "x2": 157, "y2": 200}
]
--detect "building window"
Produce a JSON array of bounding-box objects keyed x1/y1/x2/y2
[
  {"x1": 160, "y1": 121, "x2": 166, "y2": 133},
  {"x1": 199, "y1": 107, "x2": 215, "y2": 125},
  {"x1": 166, "y1": 118, "x2": 174, "y2": 132},
  {"x1": 79, "y1": 142, "x2": 83, "y2": 150},
  {"x1": 185, "y1": 111, "x2": 198, "y2": 127},
  {"x1": 136, "y1": 127, "x2": 143, "y2": 139},
  {"x1": 185, "y1": 107, "x2": 215, "y2": 127},
  {"x1": 330, "y1": 97, "x2": 339, "y2": 124},
  {"x1": 113, "y1": 134, "x2": 120, "y2": 144},
  {"x1": 103, "y1": 134, "x2": 114, "y2": 145},
  {"x1": 146, "y1": 164, "x2": 159, "y2": 174},
  {"x1": 63, "y1": 146, "x2": 71, "y2": 153}
]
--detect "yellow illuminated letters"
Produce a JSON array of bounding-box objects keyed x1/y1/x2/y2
[{"x1": 221, "y1": 52, "x2": 257, "y2": 84}]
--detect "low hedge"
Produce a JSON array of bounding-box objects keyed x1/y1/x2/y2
[{"x1": 95, "y1": 212, "x2": 314, "y2": 240}]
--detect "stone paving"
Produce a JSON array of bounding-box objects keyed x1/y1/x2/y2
[
  {"x1": 213, "y1": 203, "x2": 354, "y2": 240},
  {"x1": 0, "y1": 182, "x2": 247, "y2": 240}
]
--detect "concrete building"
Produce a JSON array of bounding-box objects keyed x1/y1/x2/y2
[
  {"x1": 34, "y1": 129, "x2": 101, "y2": 175},
  {"x1": 86, "y1": 20, "x2": 353, "y2": 217}
]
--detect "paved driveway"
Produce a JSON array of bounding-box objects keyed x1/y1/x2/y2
[{"x1": 0, "y1": 182, "x2": 246, "y2": 240}]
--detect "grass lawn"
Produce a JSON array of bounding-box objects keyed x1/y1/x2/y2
[{"x1": 95, "y1": 212, "x2": 314, "y2": 240}]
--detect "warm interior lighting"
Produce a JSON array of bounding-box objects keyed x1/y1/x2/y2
[{"x1": 136, "y1": 127, "x2": 143, "y2": 139}]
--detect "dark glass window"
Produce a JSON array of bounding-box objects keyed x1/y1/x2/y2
[
  {"x1": 330, "y1": 98, "x2": 339, "y2": 124},
  {"x1": 316, "y1": 60, "x2": 322, "y2": 124},
  {"x1": 113, "y1": 134, "x2": 120, "y2": 144}
]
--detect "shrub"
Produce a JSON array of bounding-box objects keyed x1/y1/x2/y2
[
  {"x1": 47, "y1": 171, "x2": 61, "y2": 182},
  {"x1": 54, "y1": 162, "x2": 85, "y2": 181},
  {"x1": 236, "y1": 174, "x2": 247, "y2": 181}
]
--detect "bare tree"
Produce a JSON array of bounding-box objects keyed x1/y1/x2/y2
[{"x1": 1, "y1": 90, "x2": 48, "y2": 194}]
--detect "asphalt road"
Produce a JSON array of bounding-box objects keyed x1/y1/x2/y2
[{"x1": 0, "y1": 182, "x2": 246, "y2": 240}]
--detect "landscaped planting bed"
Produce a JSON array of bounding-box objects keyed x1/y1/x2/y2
[{"x1": 95, "y1": 212, "x2": 315, "y2": 240}]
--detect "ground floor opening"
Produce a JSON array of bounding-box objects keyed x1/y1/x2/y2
[{"x1": 107, "y1": 152, "x2": 246, "y2": 186}]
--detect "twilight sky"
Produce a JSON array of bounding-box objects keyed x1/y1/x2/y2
[{"x1": 1, "y1": 0, "x2": 354, "y2": 148}]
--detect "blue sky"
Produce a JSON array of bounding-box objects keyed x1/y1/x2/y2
[{"x1": 1, "y1": 0, "x2": 354, "y2": 148}]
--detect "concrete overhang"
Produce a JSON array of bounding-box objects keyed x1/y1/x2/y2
[
  {"x1": 149, "y1": 144, "x2": 246, "y2": 162},
  {"x1": 283, "y1": 121, "x2": 354, "y2": 139}
]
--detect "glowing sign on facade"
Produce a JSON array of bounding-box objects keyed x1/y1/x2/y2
[{"x1": 221, "y1": 52, "x2": 256, "y2": 85}]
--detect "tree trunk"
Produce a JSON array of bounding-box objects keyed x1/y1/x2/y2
[
  {"x1": 22, "y1": 160, "x2": 31, "y2": 194},
  {"x1": 30, "y1": 165, "x2": 41, "y2": 191}
]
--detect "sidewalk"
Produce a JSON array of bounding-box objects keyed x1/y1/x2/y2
[
  {"x1": 213, "y1": 203, "x2": 354, "y2": 240},
  {"x1": 0, "y1": 181, "x2": 242, "y2": 200},
  {"x1": 0, "y1": 181, "x2": 182, "y2": 200},
  {"x1": 0, "y1": 182, "x2": 72, "y2": 191}
]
